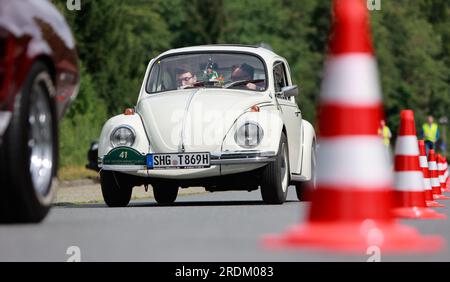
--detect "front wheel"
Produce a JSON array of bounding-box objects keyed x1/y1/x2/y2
[
  {"x1": 295, "y1": 140, "x2": 316, "y2": 201},
  {"x1": 100, "y1": 171, "x2": 133, "y2": 207},
  {"x1": 260, "y1": 133, "x2": 289, "y2": 204},
  {"x1": 0, "y1": 62, "x2": 57, "y2": 223}
]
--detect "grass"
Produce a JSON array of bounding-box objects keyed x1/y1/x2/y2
[{"x1": 58, "y1": 165, "x2": 99, "y2": 181}]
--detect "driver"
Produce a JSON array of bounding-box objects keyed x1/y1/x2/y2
[
  {"x1": 230, "y1": 63, "x2": 258, "y2": 90},
  {"x1": 175, "y1": 64, "x2": 197, "y2": 89}
]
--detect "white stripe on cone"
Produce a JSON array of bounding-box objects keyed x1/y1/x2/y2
[
  {"x1": 429, "y1": 161, "x2": 438, "y2": 171},
  {"x1": 419, "y1": 156, "x2": 428, "y2": 168},
  {"x1": 395, "y1": 136, "x2": 420, "y2": 155},
  {"x1": 418, "y1": 156, "x2": 432, "y2": 191},
  {"x1": 394, "y1": 171, "x2": 425, "y2": 192},
  {"x1": 428, "y1": 161, "x2": 440, "y2": 187},
  {"x1": 432, "y1": 178, "x2": 441, "y2": 187},
  {"x1": 321, "y1": 54, "x2": 382, "y2": 105},
  {"x1": 438, "y1": 163, "x2": 445, "y2": 183},
  {"x1": 424, "y1": 178, "x2": 432, "y2": 191},
  {"x1": 317, "y1": 137, "x2": 392, "y2": 189}
]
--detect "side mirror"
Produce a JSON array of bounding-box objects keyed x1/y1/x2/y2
[{"x1": 281, "y1": 85, "x2": 298, "y2": 97}]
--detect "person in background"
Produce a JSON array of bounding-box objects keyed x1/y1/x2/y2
[
  {"x1": 421, "y1": 115, "x2": 440, "y2": 154},
  {"x1": 378, "y1": 119, "x2": 392, "y2": 163}
]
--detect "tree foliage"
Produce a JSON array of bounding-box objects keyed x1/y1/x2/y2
[{"x1": 55, "y1": 0, "x2": 450, "y2": 166}]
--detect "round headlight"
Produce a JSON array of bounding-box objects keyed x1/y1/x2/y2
[
  {"x1": 234, "y1": 122, "x2": 264, "y2": 148},
  {"x1": 110, "y1": 126, "x2": 136, "y2": 147}
]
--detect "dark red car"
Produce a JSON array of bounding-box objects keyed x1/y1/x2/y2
[{"x1": 0, "y1": 0, "x2": 79, "y2": 222}]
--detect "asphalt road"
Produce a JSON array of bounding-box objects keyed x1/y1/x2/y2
[{"x1": 1, "y1": 187, "x2": 450, "y2": 262}]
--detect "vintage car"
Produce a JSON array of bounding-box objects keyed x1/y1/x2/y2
[
  {"x1": 0, "y1": 0, "x2": 80, "y2": 222},
  {"x1": 97, "y1": 45, "x2": 316, "y2": 206}
]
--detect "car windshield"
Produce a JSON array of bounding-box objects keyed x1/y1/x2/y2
[{"x1": 146, "y1": 52, "x2": 267, "y2": 93}]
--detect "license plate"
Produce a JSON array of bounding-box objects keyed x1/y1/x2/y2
[{"x1": 147, "y1": 152, "x2": 210, "y2": 169}]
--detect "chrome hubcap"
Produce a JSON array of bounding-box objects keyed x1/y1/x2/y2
[
  {"x1": 280, "y1": 143, "x2": 288, "y2": 192},
  {"x1": 28, "y1": 84, "x2": 53, "y2": 197}
]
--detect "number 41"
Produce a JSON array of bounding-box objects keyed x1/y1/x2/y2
[{"x1": 119, "y1": 151, "x2": 128, "y2": 159}]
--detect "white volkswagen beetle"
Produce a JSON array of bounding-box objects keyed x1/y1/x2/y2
[{"x1": 97, "y1": 45, "x2": 316, "y2": 206}]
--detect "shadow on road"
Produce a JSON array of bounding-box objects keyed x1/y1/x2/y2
[{"x1": 54, "y1": 200, "x2": 300, "y2": 209}]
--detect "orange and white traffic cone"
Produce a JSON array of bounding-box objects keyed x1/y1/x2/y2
[
  {"x1": 438, "y1": 154, "x2": 450, "y2": 193},
  {"x1": 262, "y1": 0, "x2": 443, "y2": 253},
  {"x1": 444, "y1": 157, "x2": 450, "y2": 192},
  {"x1": 441, "y1": 155, "x2": 449, "y2": 192},
  {"x1": 418, "y1": 140, "x2": 444, "y2": 207},
  {"x1": 428, "y1": 150, "x2": 450, "y2": 200},
  {"x1": 391, "y1": 111, "x2": 445, "y2": 219}
]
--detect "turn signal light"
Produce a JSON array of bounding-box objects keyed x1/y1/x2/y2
[
  {"x1": 250, "y1": 105, "x2": 260, "y2": 112},
  {"x1": 124, "y1": 108, "x2": 135, "y2": 115}
]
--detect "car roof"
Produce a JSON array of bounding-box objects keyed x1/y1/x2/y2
[{"x1": 156, "y1": 45, "x2": 282, "y2": 63}]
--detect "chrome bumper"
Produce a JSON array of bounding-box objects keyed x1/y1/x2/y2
[
  {"x1": 99, "y1": 150, "x2": 277, "y2": 171},
  {"x1": 210, "y1": 150, "x2": 277, "y2": 165}
]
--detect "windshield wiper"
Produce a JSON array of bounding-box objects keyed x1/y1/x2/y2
[{"x1": 224, "y1": 79, "x2": 264, "y2": 89}]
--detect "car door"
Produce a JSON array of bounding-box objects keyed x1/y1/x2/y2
[{"x1": 273, "y1": 61, "x2": 303, "y2": 174}]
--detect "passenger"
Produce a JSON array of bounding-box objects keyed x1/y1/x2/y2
[
  {"x1": 230, "y1": 63, "x2": 259, "y2": 90},
  {"x1": 175, "y1": 65, "x2": 197, "y2": 89}
]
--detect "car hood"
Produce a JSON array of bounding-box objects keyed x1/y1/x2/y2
[{"x1": 136, "y1": 89, "x2": 271, "y2": 153}]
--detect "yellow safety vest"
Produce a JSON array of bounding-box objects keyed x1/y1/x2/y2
[
  {"x1": 423, "y1": 123, "x2": 438, "y2": 143},
  {"x1": 382, "y1": 126, "x2": 391, "y2": 146}
]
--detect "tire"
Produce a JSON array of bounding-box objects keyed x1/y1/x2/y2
[
  {"x1": 260, "y1": 132, "x2": 289, "y2": 204},
  {"x1": 100, "y1": 171, "x2": 133, "y2": 207},
  {"x1": 0, "y1": 62, "x2": 57, "y2": 223},
  {"x1": 153, "y1": 184, "x2": 179, "y2": 204},
  {"x1": 295, "y1": 140, "x2": 316, "y2": 201}
]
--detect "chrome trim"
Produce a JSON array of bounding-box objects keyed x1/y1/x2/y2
[
  {"x1": 101, "y1": 164, "x2": 147, "y2": 171},
  {"x1": 210, "y1": 150, "x2": 276, "y2": 165}
]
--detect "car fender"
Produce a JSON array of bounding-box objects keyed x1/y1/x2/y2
[
  {"x1": 297, "y1": 119, "x2": 316, "y2": 181},
  {"x1": 221, "y1": 105, "x2": 284, "y2": 154},
  {"x1": 98, "y1": 113, "x2": 149, "y2": 158}
]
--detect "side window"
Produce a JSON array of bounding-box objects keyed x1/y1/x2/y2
[{"x1": 273, "y1": 62, "x2": 288, "y2": 97}]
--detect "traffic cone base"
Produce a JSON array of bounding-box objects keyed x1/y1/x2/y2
[
  {"x1": 393, "y1": 190, "x2": 446, "y2": 218},
  {"x1": 392, "y1": 207, "x2": 446, "y2": 219},
  {"x1": 263, "y1": 221, "x2": 444, "y2": 253},
  {"x1": 394, "y1": 191, "x2": 426, "y2": 208},
  {"x1": 434, "y1": 194, "x2": 450, "y2": 200},
  {"x1": 426, "y1": 200, "x2": 445, "y2": 208},
  {"x1": 308, "y1": 188, "x2": 393, "y2": 222},
  {"x1": 424, "y1": 190, "x2": 444, "y2": 207},
  {"x1": 432, "y1": 186, "x2": 448, "y2": 198}
]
